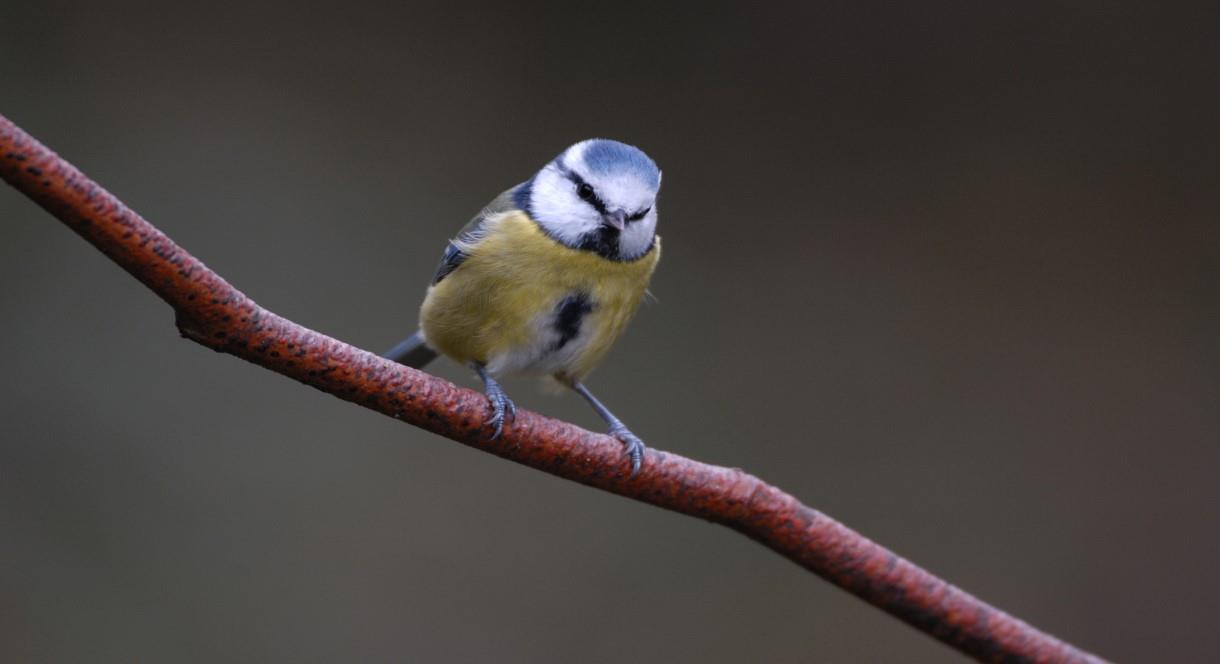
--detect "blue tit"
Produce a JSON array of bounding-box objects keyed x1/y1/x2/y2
[{"x1": 384, "y1": 139, "x2": 662, "y2": 475}]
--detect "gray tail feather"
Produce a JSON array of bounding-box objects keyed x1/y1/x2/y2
[{"x1": 383, "y1": 330, "x2": 439, "y2": 369}]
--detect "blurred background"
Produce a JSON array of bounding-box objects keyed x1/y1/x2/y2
[{"x1": 2, "y1": 2, "x2": 1216, "y2": 662}]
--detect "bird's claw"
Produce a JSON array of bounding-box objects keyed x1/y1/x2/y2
[
  {"x1": 609, "y1": 424, "x2": 646, "y2": 477},
  {"x1": 484, "y1": 384, "x2": 516, "y2": 439}
]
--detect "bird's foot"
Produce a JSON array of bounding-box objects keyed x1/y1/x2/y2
[
  {"x1": 483, "y1": 380, "x2": 516, "y2": 439},
  {"x1": 609, "y1": 424, "x2": 646, "y2": 477}
]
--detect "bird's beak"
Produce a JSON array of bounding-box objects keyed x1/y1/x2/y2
[{"x1": 604, "y1": 210, "x2": 628, "y2": 231}]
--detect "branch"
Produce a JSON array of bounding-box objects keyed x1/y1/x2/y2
[{"x1": 1, "y1": 114, "x2": 1106, "y2": 664}]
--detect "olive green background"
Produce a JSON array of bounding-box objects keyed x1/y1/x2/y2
[{"x1": 2, "y1": 3, "x2": 1216, "y2": 662}]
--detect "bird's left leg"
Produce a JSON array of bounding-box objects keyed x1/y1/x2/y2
[
  {"x1": 473, "y1": 363, "x2": 516, "y2": 439},
  {"x1": 570, "y1": 381, "x2": 646, "y2": 477}
]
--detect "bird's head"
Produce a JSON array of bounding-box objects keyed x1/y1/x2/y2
[{"x1": 517, "y1": 139, "x2": 661, "y2": 261}]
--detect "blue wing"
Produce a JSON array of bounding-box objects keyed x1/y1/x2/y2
[{"x1": 430, "y1": 186, "x2": 523, "y2": 285}]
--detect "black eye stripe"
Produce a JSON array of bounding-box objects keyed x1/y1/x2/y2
[
  {"x1": 556, "y1": 163, "x2": 652, "y2": 222},
  {"x1": 558, "y1": 165, "x2": 608, "y2": 214}
]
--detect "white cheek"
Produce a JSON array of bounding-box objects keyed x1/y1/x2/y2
[
  {"x1": 529, "y1": 167, "x2": 600, "y2": 243},
  {"x1": 619, "y1": 209, "x2": 658, "y2": 260}
]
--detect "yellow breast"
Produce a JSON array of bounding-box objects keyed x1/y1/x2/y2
[{"x1": 420, "y1": 210, "x2": 660, "y2": 381}]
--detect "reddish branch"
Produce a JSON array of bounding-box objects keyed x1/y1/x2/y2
[{"x1": 1, "y1": 114, "x2": 1106, "y2": 663}]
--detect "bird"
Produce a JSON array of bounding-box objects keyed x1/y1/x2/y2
[{"x1": 383, "y1": 139, "x2": 662, "y2": 476}]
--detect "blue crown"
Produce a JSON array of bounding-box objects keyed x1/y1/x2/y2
[{"x1": 581, "y1": 139, "x2": 660, "y2": 188}]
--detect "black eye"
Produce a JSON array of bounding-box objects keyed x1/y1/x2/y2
[
  {"x1": 628, "y1": 207, "x2": 651, "y2": 222},
  {"x1": 577, "y1": 183, "x2": 595, "y2": 201}
]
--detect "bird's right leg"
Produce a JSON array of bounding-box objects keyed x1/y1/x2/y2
[{"x1": 472, "y1": 363, "x2": 516, "y2": 439}]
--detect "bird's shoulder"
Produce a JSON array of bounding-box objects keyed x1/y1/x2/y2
[{"x1": 430, "y1": 186, "x2": 523, "y2": 285}]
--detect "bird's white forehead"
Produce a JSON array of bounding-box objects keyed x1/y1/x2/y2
[{"x1": 562, "y1": 140, "x2": 659, "y2": 211}]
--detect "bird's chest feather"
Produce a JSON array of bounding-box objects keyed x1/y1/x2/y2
[{"x1": 420, "y1": 211, "x2": 659, "y2": 379}]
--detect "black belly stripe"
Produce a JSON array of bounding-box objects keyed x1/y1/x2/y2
[{"x1": 553, "y1": 293, "x2": 594, "y2": 350}]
